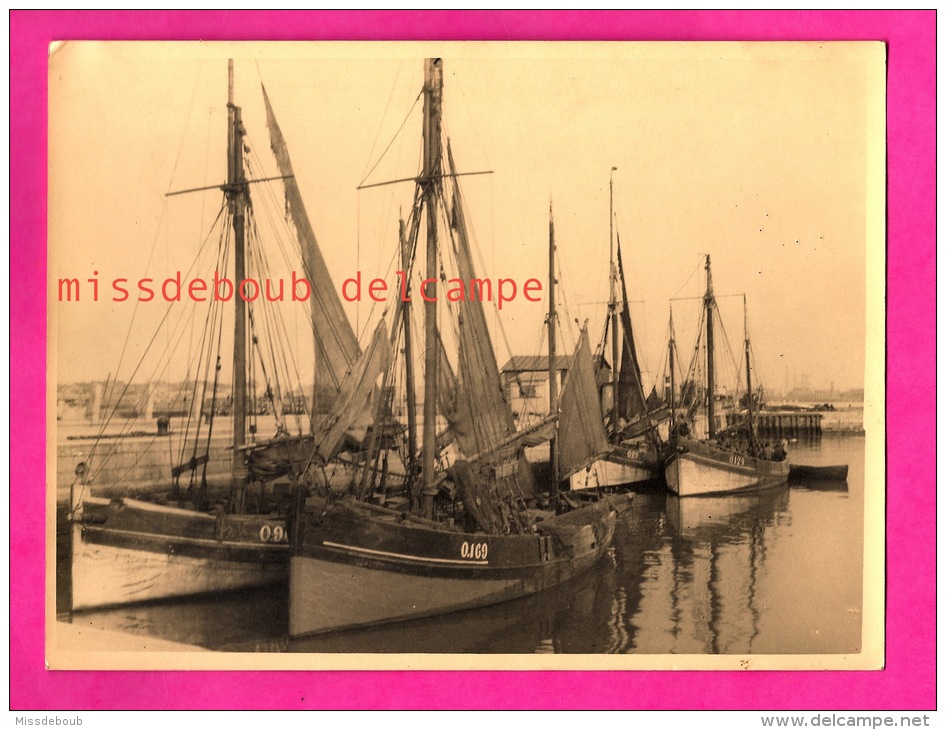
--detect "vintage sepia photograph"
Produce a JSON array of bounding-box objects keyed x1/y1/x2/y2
[{"x1": 46, "y1": 41, "x2": 885, "y2": 670}]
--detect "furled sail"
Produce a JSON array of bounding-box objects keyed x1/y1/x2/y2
[
  {"x1": 437, "y1": 329, "x2": 461, "y2": 426},
  {"x1": 616, "y1": 237, "x2": 648, "y2": 422},
  {"x1": 248, "y1": 320, "x2": 391, "y2": 477},
  {"x1": 559, "y1": 327, "x2": 611, "y2": 478},
  {"x1": 262, "y1": 85, "x2": 361, "y2": 415},
  {"x1": 312, "y1": 319, "x2": 391, "y2": 463},
  {"x1": 444, "y1": 142, "x2": 536, "y2": 511}
]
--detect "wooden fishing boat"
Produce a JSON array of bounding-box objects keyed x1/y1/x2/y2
[
  {"x1": 663, "y1": 256, "x2": 789, "y2": 497},
  {"x1": 568, "y1": 170, "x2": 665, "y2": 491},
  {"x1": 664, "y1": 437, "x2": 791, "y2": 496},
  {"x1": 540, "y1": 202, "x2": 652, "y2": 493},
  {"x1": 290, "y1": 494, "x2": 615, "y2": 637},
  {"x1": 69, "y1": 61, "x2": 368, "y2": 610},
  {"x1": 288, "y1": 59, "x2": 618, "y2": 639}
]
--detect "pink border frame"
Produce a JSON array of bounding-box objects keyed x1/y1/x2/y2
[{"x1": 12, "y1": 11, "x2": 933, "y2": 710}]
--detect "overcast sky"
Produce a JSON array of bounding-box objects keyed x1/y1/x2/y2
[{"x1": 49, "y1": 42, "x2": 884, "y2": 396}]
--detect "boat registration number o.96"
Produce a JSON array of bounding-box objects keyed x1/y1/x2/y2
[
  {"x1": 729, "y1": 454, "x2": 746, "y2": 467},
  {"x1": 259, "y1": 524, "x2": 288, "y2": 543},
  {"x1": 460, "y1": 541, "x2": 488, "y2": 560}
]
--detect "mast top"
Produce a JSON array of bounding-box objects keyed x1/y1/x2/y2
[
  {"x1": 704, "y1": 254, "x2": 715, "y2": 302},
  {"x1": 228, "y1": 58, "x2": 234, "y2": 107},
  {"x1": 743, "y1": 293, "x2": 750, "y2": 340}
]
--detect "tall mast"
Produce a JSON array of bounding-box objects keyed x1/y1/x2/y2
[
  {"x1": 668, "y1": 307, "x2": 676, "y2": 432},
  {"x1": 227, "y1": 59, "x2": 248, "y2": 512},
  {"x1": 609, "y1": 166, "x2": 620, "y2": 438},
  {"x1": 704, "y1": 255, "x2": 716, "y2": 439},
  {"x1": 400, "y1": 216, "x2": 418, "y2": 493},
  {"x1": 421, "y1": 58, "x2": 443, "y2": 521},
  {"x1": 743, "y1": 295, "x2": 756, "y2": 449},
  {"x1": 547, "y1": 200, "x2": 559, "y2": 507}
]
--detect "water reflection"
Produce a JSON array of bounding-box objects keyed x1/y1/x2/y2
[
  {"x1": 663, "y1": 486, "x2": 789, "y2": 654},
  {"x1": 57, "y1": 438, "x2": 864, "y2": 655}
]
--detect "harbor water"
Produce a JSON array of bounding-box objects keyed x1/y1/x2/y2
[{"x1": 57, "y1": 436, "x2": 865, "y2": 655}]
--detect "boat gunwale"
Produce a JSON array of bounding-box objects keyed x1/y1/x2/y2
[
  {"x1": 669, "y1": 437, "x2": 790, "y2": 476},
  {"x1": 295, "y1": 502, "x2": 617, "y2": 578}
]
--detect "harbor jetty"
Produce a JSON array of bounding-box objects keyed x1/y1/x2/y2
[{"x1": 726, "y1": 403, "x2": 865, "y2": 439}]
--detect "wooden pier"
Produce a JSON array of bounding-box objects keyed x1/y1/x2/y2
[{"x1": 726, "y1": 411, "x2": 824, "y2": 439}]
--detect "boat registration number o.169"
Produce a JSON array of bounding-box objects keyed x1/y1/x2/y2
[
  {"x1": 460, "y1": 541, "x2": 488, "y2": 560},
  {"x1": 259, "y1": 524, "x2": 288, "y2": 543}
]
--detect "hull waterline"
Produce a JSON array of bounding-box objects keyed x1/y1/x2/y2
[
  {"x1": 288, "y1": 500, "x2": 617, "y2": 638},
  {"x1": 70, "y1": 497, "x2": 289, "y2": 611},
  {"x1": 569, "y1": 453, "x2": 655, "y2": 490},
  {"x1": 664, "y1": 439, "x2": 789, "y2": 497}
]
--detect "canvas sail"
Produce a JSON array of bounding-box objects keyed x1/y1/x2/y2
[
  {"x1": 559, "y1": 327, "x2": 611, "y2": 478},
  {"x1": 616, "y1": 237, "x2": 648, "y2": 423},
  {"x1": 312, "y1": 319, "x2": 391, "y2": 463},
  {"x1": 247, "y1": 320, "x2": 391, "y2": 476},
  {"x1": 262, "y1": 85, "x2": 361, "y2": 415},
  {"x1": 443, "y1": 144, "x2": 536, "y2": 514}
]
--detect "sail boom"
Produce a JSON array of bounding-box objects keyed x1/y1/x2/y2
[
  {"x1": 165, "y1": 175, "x2": 295, "y2": 198},
  {"x1": 356, "y1": 170, "x2": 493, "y2": 191}
]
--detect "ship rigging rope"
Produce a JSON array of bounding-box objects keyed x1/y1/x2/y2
[
  {"x1": 435, "y1": 180, "x2": 522, "y2": 389},
  {"x1": 244, "y1": 203, "x2": 311, "y2": 434},
  {"x1": 242, "y1": 140, "x2": 319, "y2": 337},
  {"x1": 164, "y1": 61, "x2": 205, "y2": 196},
  {"x1": 243, "y1": 135, "x2": 353, "y2": 383},
  {"x1": 671, "y1": 254, "x2": 709, "y2": 302},
  {"x1": 352, "y1": 176, "x2": 426, "y2": 350},
  {"x1": 709, "y1": 301, "x2": 747, "y2": 400},
  {"x1": 100, "y1": 71, "x2": 205, "y2": 420},
  {"x1": 616, "y1": 227, "x2": 653, "y2": 384},
  {"x1": 94, "y1": 208, "x2": 230, "y2": 487},
  {"x1": 436, "y1": 188, "x2": 467, "y2": 361},
  {"x1": 194, "y1": 232, "x2": 230, "y2": 494},
  {"x1": 356, "y1": 317, "x2": 405, "y2": 500},
  {"x1": 192, "y1": 215, "x2": 231, "y2": 434},
  {"x1": 97, "y1": 62, "x2": 208, "y2": 458},
  {"x1": 656, "y1": 312, "x2": 679, "y2": 398},
  {"x1": 441, "y1": 149, "x2": 519, "y2": 372},
  {"x1": 683, "y1": 304, "x2": 707, "y2": 390},
  {"x1": 359, "y1": 86, "x2": 422, "y2": 190},
  {"x1": 553, "y1": 244, "x2": 578, "y2": 349},
  {"x1": 94, "y1": 256, "x2": 225, "y2": 492},
  {"x1": 435, "y1": 185, "x2": 531, "y2": 517},
  {"x1": 356, "y1": 131, "x2": 420, "y2": 336},
  {"x1": 242, "y1": 134, "x2": 362, "y2": 396},
  {"x1": 179, "y1": 221, "x2": 230, "y2": 489},
  {"x1": 88, "y1": 203, "x2": 227, "y2": 476}
]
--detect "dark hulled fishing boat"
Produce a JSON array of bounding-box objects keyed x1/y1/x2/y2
[
  {"x1": 69, "y1": 61, "x2": 368, "y2": 611},
  {"x1": 288, "y1": 59, "x2": 617, "y2": 639}
]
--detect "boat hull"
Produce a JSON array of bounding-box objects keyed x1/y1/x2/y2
[
  {"x1": 788, "y1": 464, "x2": 849, "y2": 481},
  {"x1": 288, "y1": 500, "x2": 616, "y2": 638},
  {"x1": 664, "y1": 438, "x2": 789, "y2": 497},
  {"x1": 568, "y1": 452, "x2": 654, "y2": 490},
  {"x1": 71, "y1": 497, "x2": 289, "y2": 611},
  {"x1": 566, "y1": 442, "x2": 660, "y2": 491}
]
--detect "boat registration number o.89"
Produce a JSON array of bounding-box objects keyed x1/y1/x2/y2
[
  {"x1": 461, "y1": 541, "x2": 488, "y2": 560},
  {"x1": 259, "y1": 524, "x2": 288, "y2": 543}
]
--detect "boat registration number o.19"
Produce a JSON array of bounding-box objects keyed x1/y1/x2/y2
[
  {"x1": 729, "y1": 454, "x2": 746, "y2": 467},
  {"x1": 460, "y1": 541, "x2": 488, "y2": 560},
  {"x1": 259, "y1": 524, "x2": 288, "y2": 543}
]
